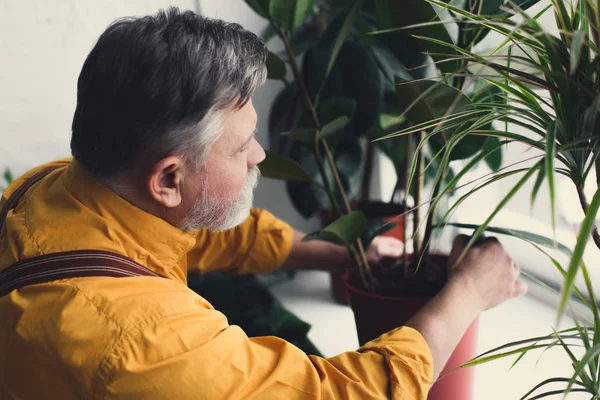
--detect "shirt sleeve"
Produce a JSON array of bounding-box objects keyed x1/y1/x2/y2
[
  {"x1": 101, "y1": 309, "x2": 433, "y2": 400},
  {"x1": 186, "y1": 207, "x2": 295, "y2": 275}
]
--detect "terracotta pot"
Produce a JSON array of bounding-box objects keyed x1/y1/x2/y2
[
  {"x1": 321, "y1": 201, "x2": 405, "y2": 305},
  {"x1": 343, "y1": 254, "x2": 479, "y2": 400}
]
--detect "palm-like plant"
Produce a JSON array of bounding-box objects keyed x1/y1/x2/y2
[{"x1": 379, "y1": 0, "x2": 600, "y2": 397}]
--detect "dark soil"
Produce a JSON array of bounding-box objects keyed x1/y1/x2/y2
[{"x1": 350, "y1": 256, "x2": 448, "y2": 298}]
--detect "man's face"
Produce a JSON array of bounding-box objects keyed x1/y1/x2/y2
[{"x1": 180, "y1": 100, "x2": 265, "y2": 232}]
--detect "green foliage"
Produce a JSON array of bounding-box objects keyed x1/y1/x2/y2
[
  {"x1": 255, "y1": 0, "x2": 512, "y2": 221},
  {"x1": 3, "y1": 169, "x2": 12, "y2": 185},
  {"x1": 258, "y1": 151, "x2": 313, "y2": 182},
  {"x1": 408, "y1": 0, "x2": 600, "y2": 397},
  {"x1": 303, "y1": 210, "x2": 367, "y2": 246},
  {"x1": 1, "y1": 168, "x2": 13, "y2": 192},
  {"x1": 269, "y1": 0, "x2": 316, "y2": 33}
]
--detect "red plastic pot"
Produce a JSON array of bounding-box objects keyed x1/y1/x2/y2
[
  {"x1": 322, "y1": 201, "x2": 405, "y2": 305},
  {"x1": 343, "y1": 254, "x2": 479, "y2": 400}
]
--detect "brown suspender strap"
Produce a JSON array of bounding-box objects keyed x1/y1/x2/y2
[
  {"x1": 0, "y1": 166, "x2": 62, "y2": 231},
  {"x1": 0, "y1": 167, "x2": 160, "y2": 298}
]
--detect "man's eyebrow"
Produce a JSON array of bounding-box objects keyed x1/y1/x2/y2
[{"x1": 238, "y1": 128, "x2": 257, "y2": 150}]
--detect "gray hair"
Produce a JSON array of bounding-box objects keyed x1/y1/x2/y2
[{"x1": 71, "y1": 7, "x2": 268, "y2": 177}]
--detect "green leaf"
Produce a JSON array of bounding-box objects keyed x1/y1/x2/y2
[
  {"x1": 269, "y1": 0, "x2": 315, "y2": 32},
  {"x1": 314, "y1": 0, "x2": 364, "y2": 105},
  {"x1": 439, "y1": 223, "x2": 573, "y2": 256},
  {"x1": 394, "y1": 78, "x2": 473, "y2": 137},
  {"x1": 456, "y1": 164, "x2": 539, "y2": 265},
  {"x1": 519, "y1": 378, "x2": 579, "y2": 400},
  {"x1": 336, "y1": 42, "x2": 383, "y2": 138},
  {"x1": 375, "y1": 0, "x2": 459, "y2": 74},
  {"x1": 319, "y1": 116, "x2": 350, "y2": 140},
  {"x1": 569, "y1": 30, "x2": 587, "y2": 75},
  {"x1": 482, "y1": 136, "x2": 503, "y2": 171},
  {"x1": 303, "y1": 211, "x2": 367, "y2": 245},
  {"x1": 3, "y1": 169, "x2": 13, "y2": 185},
  {"x1": 567, "y1": 343, "x2": 600, "y2": 393},
  {"x1": 559, "y1": 186, "x2": 600, "y2": 321},
  {"x1": 433, "y1": 133, "x2": 488, "y2": 161},
  {"x1": 531, "y1": 167, "x2": 546, "y2": 207},
  {"x1": 361, "y1": 219, "x2": 397, "y2": 249},
  {"x1": 281, "y1": 128, "x2": 318, "y2": 144},
  {"x1": 260, "y1": 23, "x2": 277, "y2": 42},
  {"x1": 545, "y1": 120, "x2": 558, "y2": 237},
  {"x1": 259, "y1": 151, "x2": 313, "y2": 181},
  {"x1": 244, "y1": 0, "x2": 271, "y2": 19},
  {"x1": 309, "y1": 98, "x2": 357, "y2": 148},
  {"x1": 460, "y1": 343, "x2": 553, "y2": 367},
  {"x1": 266, "y1": 51, "x2": 286, "y2": 80},
  {"x1": 480, "y1": 0, "x2": 542, "y2": 17},
  {"x1": 316, "y1": 98, "x2": 357, "y2": 125}
]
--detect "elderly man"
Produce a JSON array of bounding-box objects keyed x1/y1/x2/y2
[{"x1": 0, "y1": 8, "x2": 526, "y2": 399}]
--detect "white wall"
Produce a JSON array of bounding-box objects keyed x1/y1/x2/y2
[{"x1": 0, "y1": 0, "x2": 317, "y2": 232}]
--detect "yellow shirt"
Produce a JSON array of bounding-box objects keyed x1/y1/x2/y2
[{"x1": 0, "y1": 159, "x2": 433, "y2": 399}]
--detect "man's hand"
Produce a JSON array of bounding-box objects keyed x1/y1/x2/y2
[
  {"x1": 447, "y1": 234, "x2": 528, "y2": 311},
  {"x1": 366, "y1": 236, "x2": 404, "y2": 264},
  {"x1": 406, "y1": 234, "x2": 527, "y2": 380}
]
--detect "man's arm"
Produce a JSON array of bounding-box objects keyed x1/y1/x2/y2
[
  {"x1": 406, "y1": 235, "x2": 528, "y2": 380},
  {"x1": 281, "y1": 230, "x2": 405, "y2": 271},
  {"x1": 188, "y1": 209, "x2": 404, "y2": 275}
]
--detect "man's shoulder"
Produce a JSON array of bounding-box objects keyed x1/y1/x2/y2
[
  {"x1": 1, "y1": 158, "x2": 71, "y2": 201},
  {"x1": 67, "y1": 276, "x2": 218, "y2": 333}
]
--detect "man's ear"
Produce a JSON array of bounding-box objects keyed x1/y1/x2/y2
[{"x1": 146, "y1": 156, "x2": 184, "y2": 208}]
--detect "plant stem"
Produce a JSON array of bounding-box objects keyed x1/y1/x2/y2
[
  {"x1": 360, "y1": 136, "x2": 375, "y2": 202},
  {"x1": 278, "y1": 28, "x2": 340, "y2": 214},
  {"x1": 413, "y1": 131, "x2": 425, "y2": 257},
  {"x1": 576, "y1": 182, "x2": 600, "y2": 250},
  {"x1": 403, "y1": 133, "x2": 412, "y2": 278},
  {"x1": 278, "y1": 28, "x2": 373, "y2": 289},
  {"x1": 421, "y1": 171, "x2": 443, "y2": 265}
]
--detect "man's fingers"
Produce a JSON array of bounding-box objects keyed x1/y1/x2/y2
[
  {"x1": 513, "y1": 280, "x2": 528, "y2": 298},
  {"x1": 452, "y1": 234, "x2": 470, "y2": 250}
]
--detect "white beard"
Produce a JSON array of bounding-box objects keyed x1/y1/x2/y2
[{"x1": 180, "y1": 166, "x2": 260, "y2": 232}]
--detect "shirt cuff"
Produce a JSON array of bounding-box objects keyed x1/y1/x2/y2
[{"x1": 359, "y1": 326, "x2": 434, "y2": 400}]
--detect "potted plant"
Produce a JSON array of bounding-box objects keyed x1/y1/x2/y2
[
  {"x1": 381, "y1": 0, "x2": 600, "y2": 398},
  {"x1": 254, "y1": 0, "x2": 544, "y2": 399},
  {"x1": 248, "y1": 0, "x2": 516, "y2": 307},
  {"x1": 248, "y1": 0, "x2": 416, "y2": 303}
]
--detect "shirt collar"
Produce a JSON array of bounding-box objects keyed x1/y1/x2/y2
[{"x1": 61, "y1": 160, "x2": 197, "y2": 282}]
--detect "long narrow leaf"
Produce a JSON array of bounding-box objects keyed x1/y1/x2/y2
[
  {"x1": 559, "y1": 186, "x2": 600, "y2": 321},
  {"x1": 519, "y1": 378, "x2": 583, "y2": 400},
  {"x1": 545, "y1": 120, "x2": 558, "y2": 240},
  {"x1": 567, "y1": 343, "x2": 600, "y2": 392},
  {"x1": 314, "y1": 0, "x2": 363, "y2": 107},
  {"x1": 455, "y1": 162, "x2": 540, "y2": 264}
]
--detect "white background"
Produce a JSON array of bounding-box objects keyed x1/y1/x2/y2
[{"x1": 0, "y1": 1, "x2": 597, "y2": 398}]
